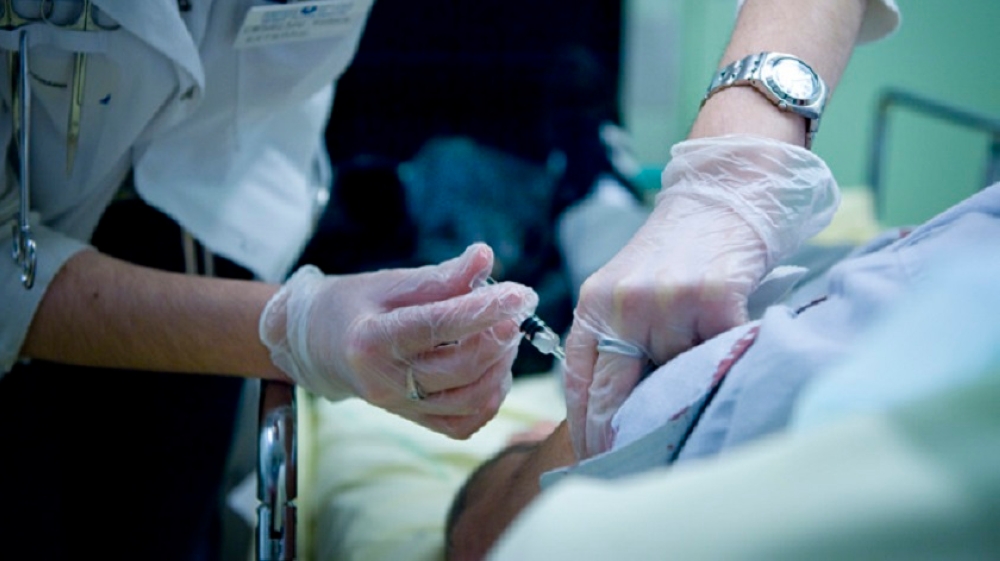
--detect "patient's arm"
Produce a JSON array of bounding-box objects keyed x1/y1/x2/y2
[{"x1": 445, "y1": 421, "x2": 574, "y2": 561}]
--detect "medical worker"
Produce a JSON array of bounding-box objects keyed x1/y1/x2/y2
[
  {"x1": 0, "y1": 0, "x2": 899, "y2": 558},
  {"x1": 0, "y1": 2, "x2": 534, "y2": 559},
  {"x1": 564, "y1": 0, "x2": 901, "y2": 459}
]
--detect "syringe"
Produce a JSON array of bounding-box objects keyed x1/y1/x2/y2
[
  {"x1": 518, "y1": 313, "x2": 566, "y2": 361},
  {"x1": 486, "y1": 277, "x2": 566, "y2": 361}
]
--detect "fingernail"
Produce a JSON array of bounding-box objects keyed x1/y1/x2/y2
[{"x1": 500, "y1": 291, "x2": 523, "y2": 309}]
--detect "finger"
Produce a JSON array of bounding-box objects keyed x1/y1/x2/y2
[
  {"x1": 385, "y1": 243, "x2": 495, "y2": 307},
  {"x1": 408, "y1": 353, "x2": 515, "y2": 438},
  {"x1": 382, "y1": 283, "x2": 537, "y2": 353},
  {"x1": 695, "y1": 280, "x2": 750, "y2": 344},
  {"x1": 408, "y1": 320, "x2": 520, "y2": 393},
  {"x1": 418, "y1": 347, "x2": 513, "y2": 415},
  {"x1": 562, "y1": 321, "x2": 599, "y2": 459},
  {"x1": 583, "y1": 351, "x2": 645, "y2": 458}
]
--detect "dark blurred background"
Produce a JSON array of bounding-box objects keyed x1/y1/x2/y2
[
  {"x1": 325, "y1": 0, "x2": 623, "y2": 164},
  {"x1": 299, "y1": 0, "x2": 636, "y2": 375}
]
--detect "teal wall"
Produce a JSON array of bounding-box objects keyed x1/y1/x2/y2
[{"x1": 636, "y1": 1, "x2": 1000, "y2": 226}]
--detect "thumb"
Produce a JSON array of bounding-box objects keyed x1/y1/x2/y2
[
  {"x1": 584, "y1": 351, "x2": 646, "y2": 458},
  {"x1": 694, "y1": 281, "x2": 752, "y2": 346}
]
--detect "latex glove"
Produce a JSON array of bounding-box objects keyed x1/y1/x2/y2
[
  {"x1": 259, "y1": 243, "x2": 538, "y2": 438},
  {"x1": 564, "y1": 134, "x2": 839, "y2": 459}
]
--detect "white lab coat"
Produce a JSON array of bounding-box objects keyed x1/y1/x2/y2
[
  {"x1": 737, "y1": 0, "x2": 900, "y2": 45},
  {"x1": 0, "y1": 0, "x2": 376, "y2": 374}
]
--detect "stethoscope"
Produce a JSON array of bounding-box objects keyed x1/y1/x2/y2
[
  {"x1": 4, "y1": 0, "x2": 120, "y2": 289},
  {"x1": 10, "y1": 28, "x2": 33, "y2": 289}
]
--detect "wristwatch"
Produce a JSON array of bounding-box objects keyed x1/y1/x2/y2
[{"x1": 702, "y1": 52, "x2": 828, "y2": 149}]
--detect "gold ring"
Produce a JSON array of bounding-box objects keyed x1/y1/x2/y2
[{"x1": 406, "y1": 367, "x2": 427, "y2": 401}]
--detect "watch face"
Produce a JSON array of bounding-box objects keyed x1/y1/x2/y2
[{"x1": 769, "y1": 57, "x2": 819, "y2": 102}]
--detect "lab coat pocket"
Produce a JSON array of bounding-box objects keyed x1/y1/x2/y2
[{"x1": 235, "y1": 0, "x2": 375, "y2": 121}]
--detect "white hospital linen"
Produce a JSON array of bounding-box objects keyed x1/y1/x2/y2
[
  {"x1": 305, "y1": 373, "x2": 565, "y2": 561},
  {"x1": 793, "y1": 246, "x2": 1000, "y2": 432},
  {"x1": 493, "y1": 369, "x2": 1000, "y2": 560},
  {"x1": 0, "y1": 0, "x2": 375, "y2": 374}
]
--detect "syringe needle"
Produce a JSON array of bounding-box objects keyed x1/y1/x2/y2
[
  {"x1": 484, "y1": 276, "x2": 566, "y2": 361},
  {"x1": 518, "y1": 314, "x2": 566, "y2": 361}
]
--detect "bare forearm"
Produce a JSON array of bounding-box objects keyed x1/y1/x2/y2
[
  {"x1": 690, "y1": 0, "x2": 868, "y2": 144},
  {"x1": 450, "y1": 421, "x2": 575, "y2": 559},
  {"x1": 488, "y1": 423, "x2": 574, "y2": 538},
  {"x1": 21, "y1": 250, "x2": 289, "y2": 380}
]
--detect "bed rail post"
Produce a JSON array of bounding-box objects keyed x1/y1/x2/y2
[
  {"x1": 868, "y1": 88, "x2": 1000, "y2": 220},
  {"x1": 256, "y1": 380, "x2": 297, "y2": 561}
]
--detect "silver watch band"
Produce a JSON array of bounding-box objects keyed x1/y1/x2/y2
[
  {"x1": 704, "y1": 52, "x2": 768, "y2": 100},
  {"x1": 701, "y1": 52, "x2": 824, "y2": 149}
]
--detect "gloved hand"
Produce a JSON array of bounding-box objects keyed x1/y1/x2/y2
[
  {"x1": 564, "y1": 134, "x2": 839, "y2": 459},
  {"x1": 259, "y1": 243, "x2": 538, "y2": 438}
]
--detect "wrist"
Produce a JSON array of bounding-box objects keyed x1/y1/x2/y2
[
  {"x1": 659, "y1": 134, "x2": 839, "y2": 267},
  {"x1": 689, "y1": 87, "x2": 808, "y2": 148}
]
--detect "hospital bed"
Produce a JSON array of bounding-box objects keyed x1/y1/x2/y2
[
  {"x1": 256, "y1": 380, "x2": 298, "y2": 560},
  {"x1": 244, "y1": 211, "x2": 866, "y2": 561},
  {"x1": 246, "y1": 87, "x2": 1000, "y2": 561},
  {"x1": 249, "y1": 370, "x2": 565, "y2": 561}
]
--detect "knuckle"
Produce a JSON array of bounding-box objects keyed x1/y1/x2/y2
[
  {"x1": 357, "y1": 381, "x2": 393, "y2": 406},
  {"x1": 577, "y1": 275, "x2": 604, "y2": 303}
]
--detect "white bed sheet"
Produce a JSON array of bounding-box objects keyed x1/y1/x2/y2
[{"x1": 301, "y1": 372, "x2": 565, "y2": 561}]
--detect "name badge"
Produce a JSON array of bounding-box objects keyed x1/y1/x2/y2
[{"x1": 234, "y1": 0, "x2": 364, "y2": 48}]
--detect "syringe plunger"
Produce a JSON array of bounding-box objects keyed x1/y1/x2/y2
[{"x1": 519, "y1": 315, "x2": 566, "y2": 361}]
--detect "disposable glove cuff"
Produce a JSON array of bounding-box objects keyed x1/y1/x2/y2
[
  {"x1": 259, "y1": 265, "x2": 353, "y2": 401},
  {"x1": 658, "y1": 134, "x2": 840, "y2": 268}
]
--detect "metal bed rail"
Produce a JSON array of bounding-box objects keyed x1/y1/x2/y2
[
  {"x1": 867, "y1": 87, "x2": 1000, "y2": 219},
  {"x1": 256, "y1": 380, "x2": 298, "y2": 561}
]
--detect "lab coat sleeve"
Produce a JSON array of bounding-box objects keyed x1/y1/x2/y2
[
  {"x1": 735, "y1": 0, "x2": 900, "y2": 45},
  {"x1": 857, "y1": 0, "x2": 900, "y2": 44},
  {"x1": 1, "y1": 203, "x2": 91, "y2": 376}
]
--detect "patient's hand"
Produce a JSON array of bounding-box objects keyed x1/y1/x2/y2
[{"x1": 445, "y1": 421, "x2": 574, "y2": 560}]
